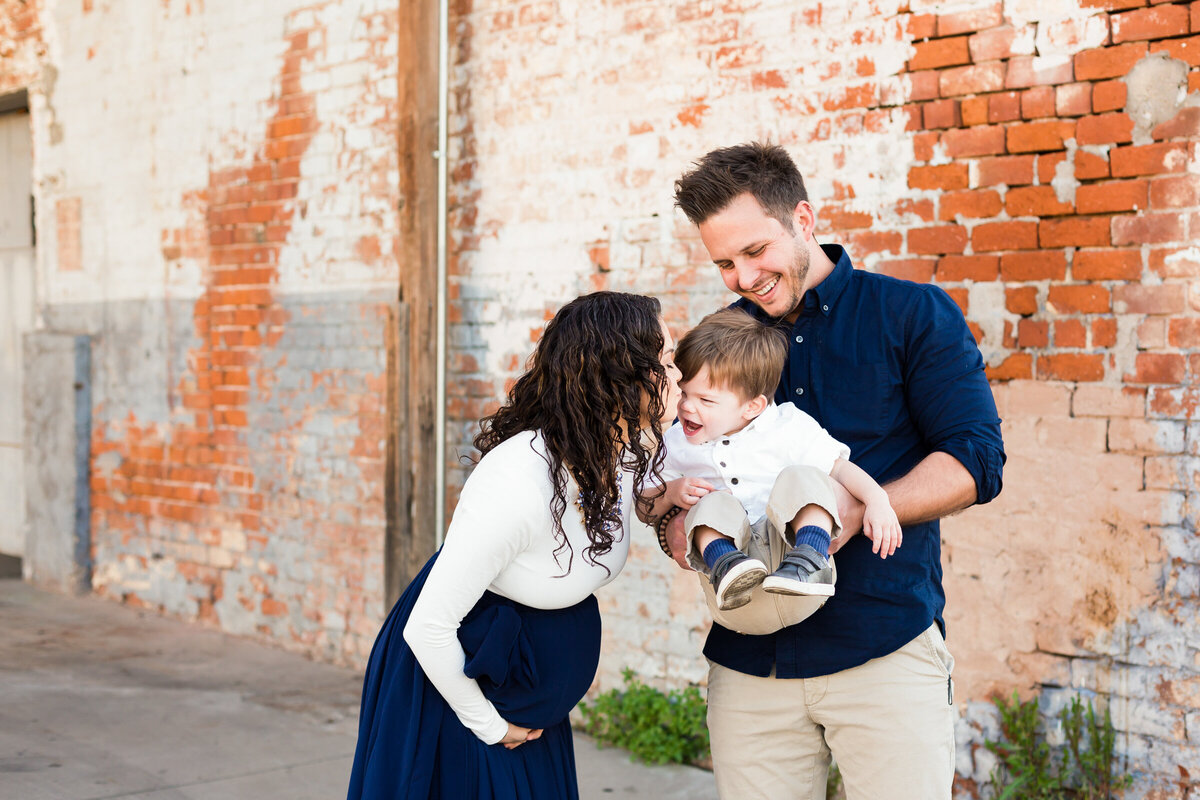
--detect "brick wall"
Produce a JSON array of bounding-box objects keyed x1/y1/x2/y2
[{"x1": 0, "y1": 0, "x2": 42, "y2": 95}]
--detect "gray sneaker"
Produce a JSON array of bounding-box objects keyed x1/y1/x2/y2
[
  {"x1": 709, "y1": 551, "x2": 768, "y2": 610},
  {"x1": 762, "y1": 544, "x2": 835, "y2": 597}
]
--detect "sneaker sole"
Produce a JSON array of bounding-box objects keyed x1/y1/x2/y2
[
  {"x1": 762, "y1": 576, "x2": 835, "y2": 597},
  {"x1": 716, "y1": 562, "x2": 768, "y2": 610}
]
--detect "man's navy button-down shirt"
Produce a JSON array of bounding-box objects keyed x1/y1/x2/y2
[{"x1": 710, "y1": 244, "x2": 1006, "y2": 679}]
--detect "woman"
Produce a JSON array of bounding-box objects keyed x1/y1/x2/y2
[{"x1": 347, "y1": 292, "x2": 682, "y2": 799}]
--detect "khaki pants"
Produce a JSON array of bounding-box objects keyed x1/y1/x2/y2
[
  {"x1": 685, "y1": 465, "x2": 842, "y2": 636},
  {"x1": 706, "y1": 624, "x2": 957, "y2": 800}
]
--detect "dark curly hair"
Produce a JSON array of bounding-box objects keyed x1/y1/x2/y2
[{"x1": 474, "y1": 292, "x2": 669, "y2": 575}]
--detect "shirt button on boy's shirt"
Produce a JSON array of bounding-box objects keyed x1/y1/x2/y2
[{"x1": 730, "y1": 478, "x2": 739, "y2": 485}]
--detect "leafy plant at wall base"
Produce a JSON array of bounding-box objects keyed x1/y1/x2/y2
[
  {"x1": 577, "y1": 668, "x2": 709, "y2": 766},
  {"x1": 985, "y1": 690, "x2": 1131, "y2": 799}
]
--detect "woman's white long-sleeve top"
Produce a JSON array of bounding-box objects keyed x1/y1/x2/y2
[{"x1": 402, "y1": 431, "x2": 632, "y2": 745}]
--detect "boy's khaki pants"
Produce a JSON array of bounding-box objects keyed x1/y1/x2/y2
[
  {"x1": 684, "y1": 465, "x2": 842, "y2": 635},
  {"x1": 707, "y1": 623, "x2": 957, "y2": 800}
]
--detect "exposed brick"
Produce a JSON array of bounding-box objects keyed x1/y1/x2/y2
[
  {"x1": 909, "y1": 163, "x2": 969, "y2": 190},
  {"x1": 1056, "y1": 82, "x2": 1092, "y2": 117},
  {"x1": 977, "y1": 154, "x2": 1036, "y2": 186},
  {"x1": 1149, "y1": 35, "x2": 1200, "y2": 66},
  {"x1": 1080, "y1": 0, "x2": 1147, "y2": 10},
  {"x1": 907, "y1": 12, "x2": 937, "y2": 38},
  {"x1": 974, "y1": 221, "x2": 1040, "y2": 252},
  {"x1": 989, "y1": 91, "x2": 1022, "y2": 123},
  {"x1": 937, "y1": 3, "x2": 1003, "y2": 36},
  {"x1": 1092, "y1": 318, "x2": 1119, "y2": 347},
  {"x1": 1074, "y1": 43, "x2": 1149, "y2": 80},
  {"x1": 945, "y1": 287, "x2": 969, "y2": 313},
  {"x1": 960, "y1": 96, "x2": 989, "y2": 126},
  {"x1": 1092, "y1": 80, "x2": 1128, "y2": 112},
  {"x1": 1152, "y1": 106, "x2": 1200, "y2": 140},
  {"x1": 1075, "y1": 150, "x2": 1111, "y2": 180},
  {"x1": 968, "y1": 26, "x2": 1024, "y2": 62},
  {"x1": 913, "y1": 131, "x2": 939, "y2": 161},
  {"x1": 1114, "y1": 283, "x2": 1188, "y2": 313},
  {"x1": 1007, "y1": 121, "x2": 1075, "y2": 153},
  {"x1": 1006, "y1": 185, "x2": 1075, "y2": 217},
  {"x1": 941, "y1": 125, "x2": 1007, "y2": 157},
  {"x1": 1128, "y1": 352, "x2": 1187, "y2": 384},
  {"x1": 909, "y1": 37, "x2": 972, "y2": 71},
  {"x1": 909, "y1": 225, "x2": 969, "y2": 255},
  {"x1": 909, "y1": 71, "x2": 941, "y2": 102},
  {"x1": 1112, "y1": 212, "x2": 1187, "y2": 245},
  {"x1": 1038, "y1": 353, "x2": 1106, "y2": 381},
  {"x1": 1007, "y1": 286, "x2": 1040, "y2": 315},
  {"x1": 940, "y1": 62, "x2": 1006, "y2": 97},
  {"x1": 1170, "y1": 318, "x2": 1200, "y2": 346},
  {"x1": 1193, "y1": 0, "x2": 1200, "y2": 32},
  {"x1": 893, "y1": 198, "x2": 936, "y2": 222},
  {"x1": 1048, "y1": 284, "x2": 1112, "y2": 313},
  {"x1": 1019, "y1": 319, "x2": 1050, "y2": 347},
  {"x1": 1076, "y1": 112, "x2": 1135, "y2": 145},
  {"x1": 847, "y1": 230, "x2": 903, "y2": 256},
  {"x1": 923, "y1": 99, "x2": 961, "y2": 129},
  {"x1": 1150, "y1": 246, "x2": 1200, "y2": 277},
  {"x1": 876, "y1": 258, "x2": 935, "y2": 283},
  {"x1": 1006, "y1": 55, "x2": 1076, "y2": 89},
  {"x1": 987, "y1": 353, "x2": 1034, "y2": 381},
  {"x1": 1074, "y1": 249, "x2": 1144, "y2": 280},
  {"x1": 1054, "y1": 319, "x2": 1088, "y2": 347},
  {"x1": 1040, "y1": 216, "x2": 1112, "y2": 247},
  {"x1": 1001, "y1": 250, "x2": 1069, "y2": 280},
  {"x1": 1075, "y1": 179, "x2": 1148, "y2": 213},
  {"x1": 937, "y1": 254, "x2": 1000, "y2": 281},
  {"x1": 940, "y1": 189, "x2": 1004, "y2": 221},
  {"x1": 1112, "y1": 4, "x2": 1190, "y2": 42},
  {"x1": 1021, "y1": 86, "x2": 1057, "y2": 119}
]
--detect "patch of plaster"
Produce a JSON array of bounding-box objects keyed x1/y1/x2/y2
[{"x1": 1125, "y1": 54, "x2": 1190, "y2": 145}]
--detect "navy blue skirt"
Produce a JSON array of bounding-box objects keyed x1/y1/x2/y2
[{"x1": 346, "y1": 550, "x2": 602, "y2": 799}]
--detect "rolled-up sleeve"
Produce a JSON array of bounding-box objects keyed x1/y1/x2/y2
[{"x1": 901, "y1": 286, "x2": 1006, "y2": 505}]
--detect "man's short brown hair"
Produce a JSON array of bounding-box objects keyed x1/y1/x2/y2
[
  {"x1": 674, "y1": 141, "x2": 809, "y2": 231},
  {"x1": 675, "y1": 308, "x2": 787, "y2": 401}
]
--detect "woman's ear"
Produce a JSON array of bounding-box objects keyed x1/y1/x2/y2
[{"x1": 743, "y1": 394, "x2": 769, "y2": 420}]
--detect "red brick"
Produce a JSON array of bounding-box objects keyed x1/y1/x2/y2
[
  {"x1": 909, "y1": 225, "x2": 969, "y2": 255},
  {"x1": 1075, "y1": 151, "x2": 1111, "y2": 180},
  {"x1": 1074, "y1": 249, "x2": 1144, "y2": 280},
  {"x1": 1191, "y1": 72, "x2": 1200, "y2": 93},
  {"x1": 1048, "y1": 284, "x2": 1112, "y2": 313},
  {"x1": 943, "y1": 288, "x2": 969, "y2": 314},
  {"x1": 1006, "y1": 55, "x2": 1076, "y2": 89},
  {"x1": 1112, "y1": 4, "x2": 1189, "y2": 42},
  {"x1": 923, "y1": 99, "x2": 961, "y2": 129},
  {"x1": 1114, "y1": 283, "x2": 1188, "y2": 313},
  {"x1": 1055, "y1": 82, "x2": 1092, "y2": 116},
  {"x1": 1054, "y1": 319, "x2": 1088, "y2": 348},
  {"x1": 1080, "y1": 0, "x2": 1147, "y2": 8},
  {"x1": 913, "y1": 131, "x2": 939, "y2": 161},
  {"x1": 940, "y1": 62, "x2": 1006, "y2": 97},
  {"x1": 1152, "y1": 106, "x2": 1200, "y2": 140},
  {"x1": 1021, "y1": 86, "x2": 1057, "y2": 118},
  {"x1": 937, "y1": 255, "x2": 1000, "y2": 281},
  {"x1": 1007, "y1": 286, "x2": 1040, "y2": 315},
  {"x1": 973, "y1": 221, "x2": 1040, "y2": 252},
  {"x1": 1092, "y1": 318, "x2": 1118, "y2": 347},
  {"x1": 1149, "y1": 35, "x2": 1200, "y2": 66},
  {"x1": 1150, "y1": 246, "x2": 1200, "y2": 277},
  {"x1": 1150, "y1": 175, "x2": 1200, "y2": 207},
  {"x1": 940, "y1": 189, "x2": 1004, "y2": 220},
  {"x1": 1128, "y1": 353, "x2": 1187, "y2": 384},
  {"x1": 1076, "y1": 112, "x2": 1135, "y2": 145},
  {"x1": 909, "y1": 37, "x2": 972, "y2": 71},
  {"x1": 893, "y1": 198, "x2": 936, "y2": 222},
  {"x1": 1111, "y1": 142, "x2": 1190, "y2": 176},
  {"x1": 909, "y1": 71, "x2": 941, "y2": 102},
  {"x1": 1112, "y1": 212, "x2": 1187, "y2": 244},
  {"x1": 907, "y1": 12, "x2": 937, "y2": 39},
  {"x1": 989, "y1": 91, "x2": 1022, "y2": 123},
  {"x1": 1169, "y1": 318, "x2": 1200, "y2": 346},
  {"x1": 1039, "y1": 353, "x2": 1106, "y2": 382},
  {"x1": 941, "y1": 125, "x2": 1007, "y2": 157},
  {"x1": 909, "y1": 163, "x2": 970, "y2": 190},
  {"x1": 1006, "y1": 185, "x2": 1074, "y2": 217},
  {"x1": 1076, "y1": 179, "x2": 1148, "y2": 214},
  {"x1": 847, "y1": 230, "x2": 903, "y2": 256},
  {"x1": 961, "y1": 96, "x2": 989, "y2": 126},
  {"x1": 988, "y1": 353, "x2": 1034, "y2": 381},
  {"x1": 1001, "y1": 250, "x2": 1069, "y2": 280},
  {"x1": 977, "y1": 155, "x2": 1036, "y2": 186},
  {"x1": 1075, "y1": 43, "x2": 1149, "y2": 79},
  {"x1": 1193, "y1": 0, "x2": 1200, "y2": 32},
  {"x1": 876, "y1": 258, "x2": 935, "y2": 283},
  {"x1": 938, "y1": 3, "x2": 1003, "y2": 36},
  {"x1": 1042, "y1": 153, "x2": 1069, "y2": 185},
  {"x1": 1008, "y1": 121, "x2": 1075, "y2": 153},
  {"x1": 1040, "y1": 216, "x2": 1111, "y2": 247},
  {"x1": 1092, "y1": 80, "x2": 1128, "y2": 112},
  {"x1": 1019, "y1": 319, "x2": 1050, "y2": 347},
  {"x1": 968, "y1": 26, "x2": 1024, "y2": 62}
]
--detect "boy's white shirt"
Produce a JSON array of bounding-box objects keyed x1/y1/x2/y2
[{"x1": 659, "y1": 402, "x2": 850, "y2": 523}]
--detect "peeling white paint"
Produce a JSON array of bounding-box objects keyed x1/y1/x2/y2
[{"x1": 1125, "y1": 53, "x2": 1190, "y2": 145}]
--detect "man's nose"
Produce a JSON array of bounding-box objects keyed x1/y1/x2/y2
[{"x1": 735, "y1": 262, "x2": 759, "y2": 291}]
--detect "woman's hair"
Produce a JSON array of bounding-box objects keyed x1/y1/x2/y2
[
  {"x1": 474, "y1": 292, "x2": 668, "y2": 575},
  {"x1": 675, "y1": 307, "x2": 787, "y2": 400}
]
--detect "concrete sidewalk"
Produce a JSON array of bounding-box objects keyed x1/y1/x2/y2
[{"x1": 0, "y1": 578, "x2": 717, "y2": 800}]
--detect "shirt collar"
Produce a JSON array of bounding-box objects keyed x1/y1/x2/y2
[{"x1": 715, "y1": 402, "x2": 783, "y2": 444}]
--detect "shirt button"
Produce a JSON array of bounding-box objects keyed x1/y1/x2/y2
[
  {"x1": 795, "y1": 387, "x2": 804, "y2": 396},
  {"x1": 795, "y1": 335, "x2": 804, "y2": 344},
  {"x1": 722, "y1": 439, "x2": 730, "y2": 445},
  {"x1": 719, "y1": 462, "x2": 726, "y2": 467},
  {"x1": 730, "y1": 478, "x2": 739, "y2": 485},
  {"x1": 822, "y1": 304, "x2": 829, "y2": 312}
]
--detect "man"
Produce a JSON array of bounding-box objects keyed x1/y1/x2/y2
[{"x1": 659, "y1": 142, "x2": 1005, "y2": 799}]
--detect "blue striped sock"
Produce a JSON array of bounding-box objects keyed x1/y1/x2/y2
[
  {"x1": 702, "y1": 538, "x2": 738, "y2": 570},
  {"x1": 793, "y1": 525, "x2": 831, "y2": 557}
]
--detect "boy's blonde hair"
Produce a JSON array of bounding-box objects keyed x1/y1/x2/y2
[{"x1": 675, "y1": 308, "x2": 787, "y2": 401}]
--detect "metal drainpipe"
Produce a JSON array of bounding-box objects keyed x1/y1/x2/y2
[{"x1": 434, "y1": 0, "x2": 449, "y2": 545}]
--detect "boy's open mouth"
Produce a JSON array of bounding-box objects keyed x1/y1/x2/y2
[{"x1": 681, "y1": 419, "x2": 703, "y2": 437}]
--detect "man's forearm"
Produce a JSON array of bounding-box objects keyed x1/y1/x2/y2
[{"x1": 884, "y1": 451, "x2": 977, "y2": 526}]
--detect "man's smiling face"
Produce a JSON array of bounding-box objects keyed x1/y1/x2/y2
[{"x1": 698, "y1": 193, "x2": 810, "y2": 322}]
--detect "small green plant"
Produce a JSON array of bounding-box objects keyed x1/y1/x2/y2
[
  {"x1": 986, "y1": 690, "x2": 1132, "y2": 799},
  {"x1": 577, "y1": 668, "x2": 710, "y2": 766}
]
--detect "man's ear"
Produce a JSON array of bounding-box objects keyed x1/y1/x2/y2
[
  {"x1": 743, "y1": 394, "x2": 769, "y2": 420},
  {"x1": 792, "y1": 201, "x2": 816, "y2": 240}
]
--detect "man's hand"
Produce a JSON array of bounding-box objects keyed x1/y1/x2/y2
[
  {"x1": 666, "y1": 511, "x2": 692, "y2": 571},
  {"x1": 829, "y1": 479, "x2": 864, "y2": 555}
]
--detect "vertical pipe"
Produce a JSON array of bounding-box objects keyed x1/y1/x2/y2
[
  {"x1": 72, "y1": 335, "x2": 92, "y2": 592},
  {"x1": 434, "y1": 0, "x2": 449, "y2": 544}
]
